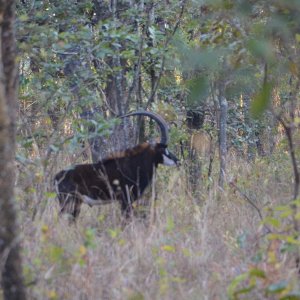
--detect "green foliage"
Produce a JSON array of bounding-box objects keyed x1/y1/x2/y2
[
  {"x1": 247, "y1": 39, "x2": 275, "y2": 64},
  {"x1": 251, "y1": 82, "x2": 273, "y2": 118},
  {"x1": 17, "y1": 0, "x2": 188, "y2": 163},
  {"x1": 229, "y1": 198, "x2": 300, "y2": 299},
  {"x1": 186, "y1": 76, "x2": 210, "y2": 107},
  {"x1": 228, "y1": 268, "x2": 265, "y2": 300},
  {"x1": 83, "y1": 228, "x2": 97, "y2": 249}
]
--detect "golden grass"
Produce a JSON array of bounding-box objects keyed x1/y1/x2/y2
[{"x1": 16, "y1": 151, "x2": 298, "y2": 300}]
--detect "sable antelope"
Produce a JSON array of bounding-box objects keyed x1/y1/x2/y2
[{"x1": 54, "y1": 111, "x2": 179, "y2": 220}]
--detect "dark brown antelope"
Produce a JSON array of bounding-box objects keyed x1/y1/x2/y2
[{"x1": 54, "y1": 111, "x2": 179, "y2": 220}]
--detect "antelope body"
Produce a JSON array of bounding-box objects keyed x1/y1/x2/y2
[{"x1": 54, "y1": 111, "x2": 178, "y2": 220}]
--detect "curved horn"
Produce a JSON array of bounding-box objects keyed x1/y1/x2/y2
[{"x1": 120, "y1": 110, "x2": 169, "y2": 145}]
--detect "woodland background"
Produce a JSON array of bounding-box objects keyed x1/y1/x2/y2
[{"x1": 2, "y1": 0, "x2": 300, "y2": 299}]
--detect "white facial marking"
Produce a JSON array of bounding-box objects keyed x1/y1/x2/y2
[
  {"x1": 163, "y1": 154, "x2": 176, "y2": 166},
  {"x1": 81, "y1": 195, "x2": 113, "y2": 206},
  {"x1": 112, "y1": 179, "x2": 120, "y2": 185}
]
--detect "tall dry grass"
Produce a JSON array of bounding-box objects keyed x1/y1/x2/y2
[{"x1": 16, "y1": 148, "x2": 298, "y2": 300}]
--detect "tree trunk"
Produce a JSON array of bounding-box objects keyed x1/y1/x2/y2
[
  {"x1": 218, "y1": 89, "x2": 228, "y2": 188},
  {"x1": 0, "y1": 1, "x2": 27, "y2": 299}
]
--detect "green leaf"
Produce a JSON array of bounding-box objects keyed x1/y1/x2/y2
[
  {"x1": 166, "y1": 216, "x2": 175, "y2": 232},
  {"x1": 45, "y1": 192, "x2": 57, "y2": 199},
  {"x1": 108, "y1": 228, "x2": 120, "y2": 239},
  {"x1": 234, "y1": 285, "x2": 255, "y2": 296},
  {"x1": 295, "y1": 212, "x2": 300, "y2": 220},
  {"x1": 280, "y1": 291, "x2": 300, "y2": 300},
  {"x1": 286, "y1": 236, "x2": 300, "y2": 245},
  {"x1": 19, "y1": 14, "x2": 29, "y2": 22},
  {"x1": 266, "y1": 280, "x2": 288, "y2": 294},
  {"x1": 280, "y1": 210, "x2": 293, "y2": 218},
  {"x1": 227, "y1": 273, "x2": 248, "y2": 299},
  {"x1": 247, "y1": 39, "x2": 274, "y2": 62},
  {"x1": 84, "y1": 228, "x2": 97, "y2": 249},
  {"x1": 274, "y1": 205, "x2": 292, "y2": 211},
  {"x1": 148, "y1": 26, "x2": 156, "y2": 40},
  {"x1": 263, "y1": 217, "x2": 281, "y2": 229},
  {"x1": 268, "y1": 234, "x2": 300, "y2": 245},
  {"x1": 161, "y1": 245, "x2": 176, "y2": 253},
  {"x1": 186, "y1": 76, "x2": 210, "y2": 107},
  {"x1": 249, "y1": 268, "x2": 266, "y2": 279},
  {"x1": 49, "y1": 246, "x2": 64, "y2": 262},
  {"x1": 251, "y1": 82, "x2": 272, "y2": 118},
  {"x1": 291, "y1": 199, "x2": 300, "y2": 207}
]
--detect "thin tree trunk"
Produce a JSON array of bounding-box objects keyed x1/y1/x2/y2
[
  {"x1": 218, "y1": 89, "x2": 228, "y2": 188},
  {"x1": 0, "y1": 1, "x2": 26, "y2": 299}
]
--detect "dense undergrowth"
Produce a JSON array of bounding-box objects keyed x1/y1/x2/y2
[{"x1": 15, "y1": 143, "x2": 300, "y2": 300}]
